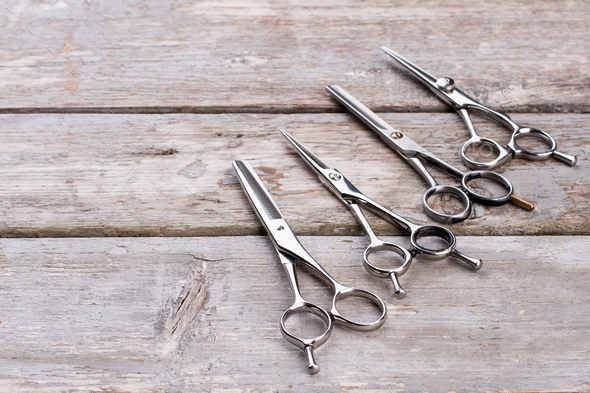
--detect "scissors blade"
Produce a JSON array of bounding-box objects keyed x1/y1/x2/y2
[
  {"x1": 326, "y1": 85, "x2": 394, "y2": 135},
  {"x1": 233, "y1": 160, "x2": 284, "y2": 223},
  {"x1": 233, "y1": 159, "x2": 303, "y2": 257},
  {"x1": 326, "y1": 85, "x2": 426, "y2": 159},
  {"x1": 279, "y1": 128, "x2": 330, "y2": 171},
  {"x1": 381, "y1": 46, "x2": 440, "y2": 91},
  {"x1": 382, "y1": 46, "x2": 475, "y2": 109},
  {"x1": 233, "y1": 159, "x2": 333, "y2": 280},
  {"x1": 279, "y1": 128, "x2": 363, "y2": 203}
]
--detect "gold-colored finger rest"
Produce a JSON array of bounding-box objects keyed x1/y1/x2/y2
[{"x1": 509, "y1": 194, "x2": 535, "y2": 211}]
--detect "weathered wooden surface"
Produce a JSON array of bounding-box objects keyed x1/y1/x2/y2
[
  {"x1": 1, "y1": 236, "x2": 589, "y2": 392},
  {"x1": 1, "y1": 0, "x2": 589, "y2": 113},
  {"x1": 0, "y1": 113, "x2": 587, "y2": 237},
  {"x1": 2, "y1": 1, "x2": 589, "y2": 391}
]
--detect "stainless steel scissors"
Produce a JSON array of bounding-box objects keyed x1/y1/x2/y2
[
  {"x1": 280, "y1": 130, "x2": 413, "y2": 298},
  {"x1": 326, "y1": 85, "x2": 534, "y2": 224},
  {"x1": 381, "y1": 46, "x2": 577, "y2": 170},
  {"x1": 279, "y1": 129, "x2": 483, "y2": 297},
  {"x1": 233, "y1": 160, "x2": 387, "y2": 374}
]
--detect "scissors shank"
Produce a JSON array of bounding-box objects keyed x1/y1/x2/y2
[
  {"x1": 462, "y1": 101, "x2": 519, "y2": 131},
  {"x1": 404, "y1": 156, "x2": 438, "y2": 188},
  {"x1": 416, "y1": 150, "x2": 466, "y2": 179},
  {"x1": 354, "y1": 195, "x2": 414, "y2": 233},
  {"x1": 271, "y1": 221, "x2": 339, "y2": 291},
  {"x1": 277, "y1": 251, "x2": 304, "y2": 300},
  {"x1": 346, "y1": 202, "x2": 380, "y2": 243}
]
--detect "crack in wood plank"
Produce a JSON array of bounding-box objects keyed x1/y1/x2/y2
[
  {"x1": 0, "y1": 236, "x2": 589, "y2": 391},
  {"x1": 156, "y1": 266, "x2": 208, "y2": 343}
]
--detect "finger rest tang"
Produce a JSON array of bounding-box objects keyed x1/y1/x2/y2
[
  {"x1": 389, "y1": 272, "x2": 406, "y2": 299},
  {"x1": 552, "y1": 150, "x2": 577, "y2": 167},
  {"x1": 305, "y1": 346, "x2": 320, "y2": 374},
  {"x1": 451, "y1": 249, "x2": 483, "y2": 270}
]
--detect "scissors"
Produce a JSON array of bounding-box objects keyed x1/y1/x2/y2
[
  {"x1": 233, "y1": 159, "x2": 387, "y2": 374},
  {"x1": 326, "y1": 85, "x2": 535, "y2": 224},
  {"x1": 381, "y1": 46, "x2": 577, "y2": 170},
  {"x1": 279, "y1": 129, "x2": 483, "y2": 297}
]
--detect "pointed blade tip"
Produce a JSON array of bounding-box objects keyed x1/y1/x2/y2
[
  {"x1": 278, "y1": 129, "x2": 330, "y2": 171},
  {"x1": 278, "y1": 128, "x2": 297, "y2": 145},
  {"x1": 381, "y1": 46, "x2": 398, "y2": 57}
]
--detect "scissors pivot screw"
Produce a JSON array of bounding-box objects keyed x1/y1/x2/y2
[
  {"x1": 329, "y1": 172, "x2": 341, "y2": 181},
  {"x1": 436, "y1": 77, "x2": 455, "y2": 92},
  {"x1": 390, "y1": 132, "x2": 403, "y2": 139},
  {"x1": 276, "y1": 225, "x2": 284, "y2": 231}
]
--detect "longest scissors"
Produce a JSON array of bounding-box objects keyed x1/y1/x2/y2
[
  {"x1": 381, "y1": 46, "x2": 577, "y2": 170},
  {"x1": 279, "y1": 129, "x2": 483, "y2": 296},
  {"x1": 233, "y1": 160, "x2": 387, "y2": 374},
  {"x1": 326, "y1": 85, "x2": 534, "y2": 224}
]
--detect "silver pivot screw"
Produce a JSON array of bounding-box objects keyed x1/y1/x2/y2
[
  {"x1": 329, "y1": 172, "x2": 341, "y2": 181},
  {"x1": 436, "y1": 77, "x2": 455, "y2": 92}
]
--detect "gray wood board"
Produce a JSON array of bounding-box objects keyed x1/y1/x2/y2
[
  {"x1": 1, "y1": 1, "x2": 589, "y2": 113},
  {"x1": 0, "y1": 113, "x2": 587, "y2": 237},
  {"x1": 0, "y1": 236, "x2": 588, "y2": 392}
]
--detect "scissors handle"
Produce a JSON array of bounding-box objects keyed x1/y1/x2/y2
[
  {"x1": 272, "y1": 221, "x2": 387, "y2": 331},
  {"x1": 280, "y1": 300, "x2": 332, "y2": 374},
  {"x1": 457, "y1": 108, "x2": 514, "y2": 170},
  {"x1": 439, "y1": 75, "x2": 577, "y2": 168},
  {"x1": 331, "y1": 285, "x2": 388, "y2": 331},
  {"x1": 275, "y1": 249, "x2": 333, "y2": 374},
  {"x1": 508, "y1": 127, "x2": 577, "y2": 166},
  {"x1": 422, "y1": 184, "x2": 472, "y2": 224},
  {"x1": 348, "y1": 202, "x2": 413, "y2": 298}
]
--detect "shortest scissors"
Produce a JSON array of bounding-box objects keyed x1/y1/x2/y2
[
  {"x1": 233, "y1": 160, "x2": 387, "y2": 374},
  {"x1": 381, "y1": 46, "x2": 577, "y2": 170},
  {"x1": 280, "y1": 129, "x2": 483, "y2": 297},
  {"x1": 326, "y1": 85, "x2": 534, "y2": 224}
]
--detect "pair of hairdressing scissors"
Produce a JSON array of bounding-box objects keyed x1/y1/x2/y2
[
  {"x1": 381, "y1": 46, "x2": 577, "y2": 170},
  {"x1": 326, "y1": 85, "x2": 535, "y2": 224},
  {"x1": 233, "y1": 160, "x2": 387, "y2": 374},
  {"x1": 279, "y1": 129, "x2": 483, "y2": 297}
]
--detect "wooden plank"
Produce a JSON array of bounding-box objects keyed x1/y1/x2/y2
[
  {"x1": 1, "y1": 0, "x2": 589, "y2": 112},
  {"x1": 1, "y1": 236, "x2": 589, "y2": 391},
  {"x1": 0, "y1": 113, "x2": 587, "y2": 237}
]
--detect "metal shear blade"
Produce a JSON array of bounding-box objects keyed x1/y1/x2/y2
[{"x1": 381, "y1": 46, "x2": 438, "y2": 87}]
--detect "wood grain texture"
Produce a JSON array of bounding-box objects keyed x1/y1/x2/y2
[
  {"x1": 1, "y1": 0, "x2": 589, "y2": 113},
  {"x1": 0, "y1": 113, "x2": 587, "y2": 237},
  {"x1": 1, "y1": 236, "x2": 589, "y2": 392}
]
